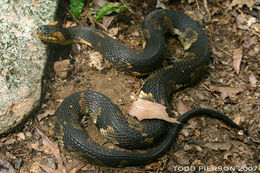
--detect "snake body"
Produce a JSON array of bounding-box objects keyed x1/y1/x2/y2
[{"x1": 36, "y1": 9, "x2": 243, "y2": 167}]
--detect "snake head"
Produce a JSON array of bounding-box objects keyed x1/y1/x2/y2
[{"x1": 35, "y1": 22, "x2": 73, "y2": 45}]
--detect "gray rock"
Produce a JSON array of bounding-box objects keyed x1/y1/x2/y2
[{"x1": 0, "y1": 0, "x2": 57, "y2": 135}]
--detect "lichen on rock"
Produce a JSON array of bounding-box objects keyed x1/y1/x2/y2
[{"x1": 0, "y1": 0, "x2": 57, "y2": 135}]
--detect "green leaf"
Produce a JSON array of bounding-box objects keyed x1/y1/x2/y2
[
  {"x1": 93, "y1": 4, "x2": 129, "y2": 20},
  {"x1": 70, "y1": 0, "x2": 86, "y2": 18}
]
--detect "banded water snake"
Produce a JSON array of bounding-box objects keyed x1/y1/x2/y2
[{"x1": 36, "y1": 9, "x2": 243, "y2": 167}]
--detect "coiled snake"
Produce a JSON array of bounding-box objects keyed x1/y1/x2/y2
[{"x1": 36, "y1": 9, "x2": 242, "y2": 167}]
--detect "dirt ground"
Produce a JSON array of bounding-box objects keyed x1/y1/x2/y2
[{"x1": 0, "y1": 0, "x2": 259, "y2": 172}]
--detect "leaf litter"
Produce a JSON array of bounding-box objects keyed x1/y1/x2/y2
[{"x1": 33, "y1": 128, "x2": 86, "y2": 173}]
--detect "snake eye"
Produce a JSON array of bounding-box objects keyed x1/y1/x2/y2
[
  {"x1": 36, "y1": 26, "x2": 43, "y2": 34},
  {"x1": 36, "y1": 26, "x2": 47, "y2": 36}
]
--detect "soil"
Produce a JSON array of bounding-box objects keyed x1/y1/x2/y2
[{"x1": 0, "y1": 0, "x2": 259, "y2": 172}]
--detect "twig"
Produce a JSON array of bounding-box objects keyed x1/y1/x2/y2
[
  {"x1": 120, "y1": 0, "x2": 134, "y2": 14},
  {"x1": 203, "y1": 0, "x2": 211, "y2": 21},
  {"x1": 223, "y1": 68, "x2": 244, "y2": 86},
  {"x1": 201, "y1": 83, "x2": 221, "y2": 99},
  {"x1": 84, "y1": 9, "x2": 96, "y2": 27},
  {"x1": 236, "y1": 7, "x2": 245, "y2": 18},
  {"x1": 210, "y1": 40, "x2": 233, "y2": 57},
  {"x1": 196, "y1": 0, "x2": 200, "y2": 10},
  {"x1": 63, "y1": 1, "x2": 80, "y2": 25}
]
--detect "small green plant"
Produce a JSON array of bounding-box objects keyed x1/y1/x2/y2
[
  {"x1": 227, "y1": 109, "x2": 235, "y2": 113},
  {"x1": 93, "y1": 4, "x2": 129, "y2": 20},
  {"x1": 70, "y1": 0, "x2": 87, "y2": 17},
  {"x1": 69, "y1": 0, "x2": 128, "y2": 19}
]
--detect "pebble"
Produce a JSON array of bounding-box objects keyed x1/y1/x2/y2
[{"x1": 53, "y1": 59, "x2": 72, "y2": 79}]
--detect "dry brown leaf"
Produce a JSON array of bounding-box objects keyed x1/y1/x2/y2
[
  {"x1": 224, "y1": 152, "x2": 233, "y2": 160},
  {"x1": 218, "y1": 15, "x2": 231, "y2": 25},
  {"x1": 37, "y1": 110, "x2": 55, "y2": 121},
  {"x1": 252, "y1": 23, "x2": 260, "y2": 37},
  {"x1": 156, "y1": 0, "x2": 167, "y2": 9},
  {"x1": 36, "y1": 128, "x2": 66, "y2": 173},
  {"x1": 194, "y1": 130, "x2": 200, "y2": 137},
  {"x1": 38, "y1": 163, "x2": 64, "y2": 173},
  {"x1": 35, "y1": 128, "x2": 87, "y2": 173},
  {"x1": 212, "y1": 47, "x2": 224, "y2": 58},
  {"x1": 233, "y1": 113, "x2": 244, "y2": 125},
  {"x1": 31, "y1": 131, "x2": 52, "y2": 155},
  {"x1": 249, "y1": 44, "x2": 260, "y2": 56},
  {"x1": 210, "y1": 86, "x2": 243, "y2": 99},
  {"x1": 248, "y1": 36, "x2": 258, "y2": 46},
  {"x1": 247, "y1": 16, "x2": 257, "y2": 27},
  {"x1": 204, "y1": 142, "x2": 232, "y2": 151},
  {"x1": 249, "y1": 73, "x2": 257, "y2": 88},
  {"x1": 0, "y1": 153, "x2": 16, "y2": 173},
  {"x1": 127, "y1": 99, "x2": 180, "y2": 124},
  {"x1": 236, "y1": 15, "x2": 248, "y2": 30},
  {"x1": 93, "y1": 0, "x2": 107, "y2": 8},
  {"x1": 16, "y1": 132, "x2": 25, "y2": 141},
  {"x1": 30, "y1": 162, "x2": 43, "y2": 173},
  {"x1": 236, "y1": 14, "x2": 256, "y2": 31},
  {"x1": 3, "y1": 139, "x2": 16, "y2": 145},
  {"x1": 252, "y1": 23, "x2": 260, "y2": 33},
  {"x1": 230, "y1": 0, "x2": 255, "y2": 11},
  {"x1": 102, "y1": 16, "x2": 116, "y2": 28},
  {"x1": 177, "y1": 100, "x2": 190, "y2": 115},
  {"x1": 232, "y1": 46, "x2": 243, "y2": 74},
  {"x1": 195, "y1": 93, "x2": 205, "y2": 100},
  {"x1": 30, "y1": 143, "x2": 43, "y2": 152},
  {"x1": 66, "y1": 160, "x2": 86, "y2": 173},
  {"x1": 172, "y1": 150, "x2": 190, "y2": 165},
  {"x1": 145, "y1": 160, "x2": 162, "y2": 170},
  {"x1": 108, "y1": 27, "x2": 119, "y2": 36},
  {"x1": 178, "y1": 135, "x2": 185, "y2": 140}
]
